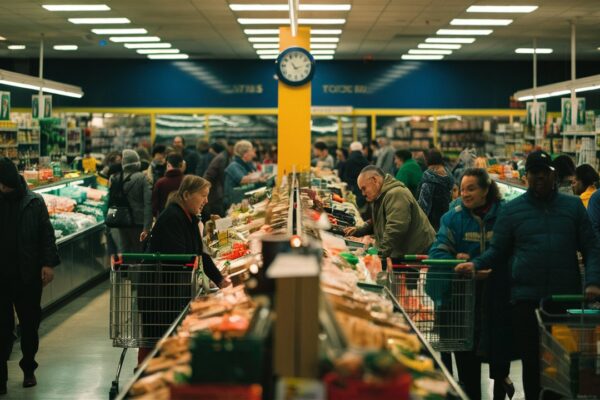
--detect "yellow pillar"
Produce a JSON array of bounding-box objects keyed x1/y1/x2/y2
[
  {"x1": 150, "y1": 112, "x2": 156, "y2": 145},
  {"x1": 371, "y1": 113, "x2": 377, "y2": 140},
  {"x1": 352, "y1": 118, "x2": 357, "y2": 142},
  {"x1": 433, "y1": 116, "x2": 439, "y2": 148},
  {"x1": 278, "y1": 26, "x2": 311, "y2": 182},
  {"x1": 205, "y1": 114, "x2": 210, "y2": 142},
  {"x1": 337, "y1": 116, "x2": 342, "y2": 149}
]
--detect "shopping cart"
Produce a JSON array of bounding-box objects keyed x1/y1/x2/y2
[
  {"x1": 387, "y1": 256, "x2": 475, "y2": 352},
  {"x1": 536, "y1": 295, "x2": 600, "y2": 399},
  {"x1": 109, "y1": 253, "x2": 207, "y2": 399}
]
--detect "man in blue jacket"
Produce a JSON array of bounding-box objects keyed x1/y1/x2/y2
[{"x1": 456, "y1": 151, "x2": 600, "y2": 400}]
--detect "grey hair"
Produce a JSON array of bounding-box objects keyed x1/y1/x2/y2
[
  {"x1": 359, "y1": 165, "x2": 385, "y2": 179},
  {"x1": 234, "y1": 140, "x2": 253, "y2": 157}
]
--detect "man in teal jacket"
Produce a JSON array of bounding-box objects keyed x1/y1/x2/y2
[
  {"x1": 456, "y1": 151, "x2": 600, "y2": 400},
  {"x1": 394, "y1": 149, "x2": 422, "y2": 197}
]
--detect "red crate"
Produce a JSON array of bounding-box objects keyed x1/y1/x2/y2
[
  {"x1": 324, "y1": 373, "x2": 411, "y2": 400},
  {"x1": 170, "y1": 384, "x2": 262, "y2": 400}
]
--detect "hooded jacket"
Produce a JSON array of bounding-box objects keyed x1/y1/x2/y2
[
  {"x1": 109, "y1": 170, "x2": 153, "y2": 230},
  {"x1": 355, "y1": 174, "x2": 436, "y2": 259},
  {"x1": 417, "y1": 168, "x2": 454, "y2": 231}
]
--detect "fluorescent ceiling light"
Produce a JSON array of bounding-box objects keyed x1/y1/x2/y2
[
  {"x1": 136, "y1": 49, "x2": 180, "y2": 54},
  {"x1": 401, "y1": 55, "x2": 444, "y2": 60},
  {"x1": 0, "y1": 68, "x2": 83, "y2": 98},
  {"x1": 451, "y1": 18, "x2": 512, "y2": 26},
  {"x1": 0, "y1": 37, "x2": 5, "y2": 41},
  {"x1": 68, "y1": 18, "x2": 130, "y2": 24},
  {"x1": 467, "y1": 5, "x2": 538, "y2": 13},
  {"x1": 426, "y1": 37, "x2": 476, "y2": 44},
  {"x1": 259, "y1": 55, "x2": 277, "y2": 60},
  {"x1": 515, "y1": 48, "x2": 553, "y2": 54},
  {"x1": 231, "y1": 4, "x2": 350, "y2": 11},
  {"x1": 7, "y1": 45, "x2": 26, "y2": 50},
  {"x1": 418, "y1": 43, "x2": 461, "y2": 49},
  {"x1": 408, "y1": 49, "x2": 452, "y2": 55},
  {"x1": 310, "y1": 37, "x2": 339, "y2": 43},
  {"x1": 248, "y1": 37, "x2": 279, "y2": 43},
  {"x1": 124, "y1": 43, "x2": 171, "y2": 49},
  {"x1": 437, "y1": 29, "x2": 492, "y2": 35},
  {"x1": 517, "y1": 95, "x2": 534, "y2": 101},
  {"x1": 549, "y1": 90, "x2": 570, "y2": 96},
  {"x1": 576, "y1": 85, "x2": 600, "y2": 93},
  {"x1": 43, "y1": 4, "x2": 110, "y2": 11},
  {"x1": 53, "y1": 45, "x2": 78, "y2": 51},
  {"x1": 92, "y1": 28, "x2": 147, "y2": 35},
  {"x1": 238, "y1": 18, "x2": 345, "y2": 25},
  {"x1": 311, "y1": 50, "x2": 335, "y2": 55},
  {"x1": 311, "y1": 29, "x2": 342, "y2": 35},
  {"x1": 110, "y1": 36, "x2": 160, "y2": 43},
  {"x1": 256, "y1": 49, "x2": 279, "y2": 55},
  {"x1": 253, "y1": 44, "x2": 279, "y2": 49},
  {"x1": 147, "y1": 54, "x2": 189, "y2": 60},
  {"x1": 244, "y1": 29, "x2": 279, "y2": 35},
  {"x1": 311, "y1": 44, "x2": 337, "y2": 49},
  {"x1": 514, "y1": 73, "x2": 600, "y2": 100},
  {"x1": 314, "y1": 55, "x2": 334, "y2": 60}
]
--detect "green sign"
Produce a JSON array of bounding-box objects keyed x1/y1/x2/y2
[{"x1": 0, "y1": 91, "x2": 10, "y2": 120}]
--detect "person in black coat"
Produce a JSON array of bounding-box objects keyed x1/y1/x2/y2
[
  {"x1": 203, "y1": 142, "x2": 234, "y2": 218},
  {"x1": 342, "y1": 141, "x2": 370, "y2": 207},
  {"x1": 0, "y1": 158, "x2": 59, "y2": 394}
]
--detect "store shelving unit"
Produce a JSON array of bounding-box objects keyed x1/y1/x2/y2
[
  {"x1": 0, "y1": 124, "x2": 18, "y2": 162},
  {"x1": 17, "y1": 125, "x2": 41, "y2": 167},
  {"x1": 66, "y1": 127, "x2": 83, "y2": 157}
]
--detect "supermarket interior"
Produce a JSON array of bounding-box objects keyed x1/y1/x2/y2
[{"x1": 2, "y1": 1, "x2": 600, "y2": 400}]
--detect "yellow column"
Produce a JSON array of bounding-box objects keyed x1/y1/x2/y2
[
  {"x1": 337, "y1": 116, "x2": 342, "y2": 149},
  {"x1": 278, "y1": 26, "x2": 311, "y2": 182},
  {"x1": 352, "y1": 118, "x2": 357, "y2": 142},
  {"x1": 150, "y1": 112, "x2": 156, "y2": 145},
  {"x1": 433, "y1": 116, "x2": 439, "y2": 148},
  {"x1": 205, "y1": 114, "x2": 210, "y2": 142},
  {"x1": 371, "y1": 113, "x2": 377, "y2": 140}
]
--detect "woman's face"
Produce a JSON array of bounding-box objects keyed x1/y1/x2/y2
[
  {"x1": 183, "y1": 187, "x2": 210, "y2": 215},
  {"x1": 460, "y1": 175, "x2": 488, "y2": 209}
]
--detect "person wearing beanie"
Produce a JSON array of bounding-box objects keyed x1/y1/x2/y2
[
  {"x1": 0, "y1": 157, "x2": 59, "y2": 395},
  {"x1": 108, "y1": 149, "x2": 152, "y2": 253}
]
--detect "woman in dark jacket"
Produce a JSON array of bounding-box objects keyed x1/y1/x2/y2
[{"x1": 428, "y1": 168, "x2": 513, "y2": 400}]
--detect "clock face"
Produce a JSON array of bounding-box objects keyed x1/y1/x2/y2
[{"x1": 277, "y1": 47, "x2": 315, "y2": 86}]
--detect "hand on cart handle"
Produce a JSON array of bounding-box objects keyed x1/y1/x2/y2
[
  {"x1": 475, "y1": 269, "x2": 491, "y2": 280},
  {"x1": 456, "y1": 253, "x2": 470, "y2": 260},
  {"x1": 139, "y1": 230, "x2": 149, "y2": 243},
  {"x1": 41, "y1": 266, "x2": 54, "y2": 287},
  {"x1": 585, "y1": 284, "x2": 600, "y2": 300},
  {"x1": 454, "y1": 262, "x2": 475, "y2": 276}
]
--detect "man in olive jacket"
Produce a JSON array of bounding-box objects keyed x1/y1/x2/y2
[
  {"x1": 0, "y1": 158, "x2": 59, "y2": 394},
  {"x1": 345, "y1": 166, "x2": 436, "y2": 260}
]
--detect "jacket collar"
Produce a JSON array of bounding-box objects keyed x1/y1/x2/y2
[{"x1": 165, "y1": 169, "x2": 183, "y2": 178}]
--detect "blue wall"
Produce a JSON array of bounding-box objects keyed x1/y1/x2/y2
[{"x1": 1, "y1": 58, "x2": 599, "y2": 110}]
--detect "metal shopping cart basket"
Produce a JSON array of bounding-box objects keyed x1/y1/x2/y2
[
  {"x1": 387, "y1": 255, "x2": 475, "y2": 352},
  {"x1": 109, "y1": 253, "x2": 208, "y2": 399},
  {"x1": 536, "y1": 295, "x2": 600, "y2": 399}
]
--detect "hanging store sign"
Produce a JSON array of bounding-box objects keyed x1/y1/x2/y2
[{"x1": 0, "y1": 91, "x2": 10, "y2": 120}]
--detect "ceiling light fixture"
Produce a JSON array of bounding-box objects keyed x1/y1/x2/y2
[
  {"x1": 256, "y1": 49, "x2": 279, "y2": 55},
  {"x1": 110, "y1": 36, "x2": 160, "y2": 43},
  {"x1": 314, "y1": 55, "x2": 334, "y2": 60},
  {"x1": 147, "y1": 54, "x2": 189, "y2": 60},
  {"x1": 53, "y1": 45, "x2": 78, "y2": 51},
  {"x1": 43, "y1": 4, "x2": 110, "y2": 11},
  {"x1": 238, "y1": 18, "x2": 345, "y2": 25},
  {"x1": 311, "y1": 29, "x2": 342, "y2": 35},
  {"x1": 514, "y1": 74, "x2": 600, "y2": 101},
  {"x1": 244, "y1": 29, "x2": 279, "y2": 35},
  {"x1": 92, "y1": 28, "x2": 147, "y2": 35},
  {"x1": 467, "y1": 5, "x2": 538, "y2": 13},
  {"x1": 124, "y1": 43, "x2": 172, "y2": 49},
  {"x1": 136, "y1": 49, "x2": 180, "y2": 54},
  {"x1": 437, "y1": 29, "x2": 492, "y2": 35},
  {"x1": 401, "y1": 55, "x2": 444, "y2": 60},
  {"x1": 408, "y1": 49, "x2": 452, "y2": 55},
  {"x1": 7, "y1": 45, "x2": 26, "y2": 50},
  {"x1": 253, "y1": 44, "x2": 279, "y2": 49},
  {"x1": 426, "y1": 37, "x2": 476, "y2": 44},
  {"x1": 515, "y1": 48, "x2": 553, "y2": 54},
  {"x1": 0, "y1": 68, "x2": 83, "y2": 98},
  {"x1": 311, "y1": 44, "x2": 337, "y2": 49},
  {"x1": 450, "y1": 18, "x2": 512, "y2": 26},
  {"x1": 230, "y1": 4, "x2": 350, "y2": 11},
  {"x1": 310, "y1": 37, "x2": 339, "y2": 43},
  {"x1": 259, "y1": 55, "x2": 277, "y2": 60},
  {"x1": 68, "y1": 18, "x2": 130, "y2": 24},
  {"x1": 311, "y1": 50, "x2": 335, "y2": 55},
  {"x1": 418, "y1": 43, "x2": 461, "y2": 49},
  {"x1": 248, "y1": 37, "x2": 280, "y2": 43},
  {"x1": 0, "y1": 37, "x2": 5, "y2": 41}
]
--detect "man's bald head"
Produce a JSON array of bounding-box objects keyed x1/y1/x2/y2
[{"x1": 357, "y1": 166, "x2": 385, "y2": 202}]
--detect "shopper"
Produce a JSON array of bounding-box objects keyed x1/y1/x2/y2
[
  {"x1": 147, "y1": 144, "x2": 167, "y2": 186},
  {"x1": 428, "y1": 168, "x2": 513, "y2": 400},
  {"x1": 223, "y1": 140, "x2": 260, "y2": 208},
  {"x1": 394, "y1": 149, "x2": 422, "y2": 197},
  {"x1": 341, "y1": 142, "x2": 370, "y2": 208},
  {"x1": 375, "y1": 137, "x2": 396, "y2": 176},
  {"x1": 456, "y1": 150, "x2": 600, "y2": 400},
  {"x1": 203, "y1": 141, "x2": 234, "y2": 218},
  {"x1": 335, "y1": 147, "x2": 348, "y2": 180},
  {"x1": 311, "y1": 141, "x2": 335, "y2": 169},
  {"x1": 109, "y1": 149, "x2": 153, "y2": 253},
  {"x1": 152, "y1": 152, "x2": 185, "y2": 218},
  {"x1": 417, "y1": 149, "x2": 454, "y2": 230},
  {"x1": 0, "y1": 157, "x2": 60, "y2": 394},
  {"x1": 344, "y1": 166, "x2": 435, "y2": 260},
  {"x1": 173, "y1": 135, "x2": 199, "y2": 176},
  {"x1": 195, "y1": 140, "x2": 211, "y2": 177},
  {"x1": 98, "y1": 151, "x2": 122, "y2": 182},
  {"x1": 135, "y1": 147, "x2": 151, "y2": 173},
  {"x1": 553, "y1": 154, "x2": 576, "y2": 195},
  {"x1": 573, "y1": 164, "x2": 599, "y2": 207}
]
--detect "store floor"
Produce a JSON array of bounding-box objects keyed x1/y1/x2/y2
[
  {"x1": 4, "y1": 281, "x2": 137, "y2": 400},
  {"x1": 5, "y1": 280, "x2": 527, "y2": 400}
]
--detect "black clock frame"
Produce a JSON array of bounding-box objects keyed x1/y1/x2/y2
[{"x1": 275, "y1": 46, "x2": 316, "y2": 87}]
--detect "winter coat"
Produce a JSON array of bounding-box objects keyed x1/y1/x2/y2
[
  {"x1": 3, "y1": 176, "x2": 60, "y2": 283},
  {"x1": 109, "y1": 170, "x2": 153, "y2": 231},
  {"x1": 580, "y1": 186, "x2": 596, "y2": 208},
  {"x1": 203, "y1": 151, "x2": 230, "y2": 217},
  {"x1": 224, "y1": 156, "x2": 256, "y2": 207},
  {"x1": 342, "y1": 150, "x2": 370, "y2": 207},
  {"x1": 148, "y1": 202, "x2": 223, "y2": 286},
  {"x1": 183, "y1": 147, "x2": 200, "y2": 177},
  {"x1": 395, "y1": 158, "x2": 422, "y2": 197},
  {"x1": 152, "y1": 169, "x2": 184, "y2": 217},
  {"x1": 196, "y1": 151, "x2": 215, "y2": 178},
  {"x1": 474, "y1": 190, "x2": 600, "y2": 302},
  {"x1": 375, "y1": 145, "x2": 396, "y2": 176},
  {"x1": 417, "y1": 167, "x2": 454, "y2": 231},
  {"x1": 355, "y1": 174, "x2": 435, "y2": 259}
]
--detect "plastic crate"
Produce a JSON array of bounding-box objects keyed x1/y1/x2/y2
[
  {"x1": 170, "y1": 384, "x2": 262, "y2": 400},
  {"x1": 324, "y1": 373, "x2": 411, "y2": 400}
]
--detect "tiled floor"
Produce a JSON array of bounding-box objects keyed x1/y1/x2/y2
[
  {"x1": 4, "y1": 281, "x2": 137, "y2": 400},
  {"x1": 4, "y1": 281, "x2": 528, "y2": 400}
]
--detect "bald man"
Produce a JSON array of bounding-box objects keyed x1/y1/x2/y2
[{"x1": 344, "y1": 165, "x2": 435, "y2": 260}]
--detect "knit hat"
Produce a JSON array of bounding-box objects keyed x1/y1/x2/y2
[
  {"x1": 349, "y1": 141, "x2": 363, "y2": 152},
  {"x1": 0, "y1": 157, "x2": 20, "y2": 189},
  {"x1": 122, "y1": 149, "x2": 141, "y2": 170}
]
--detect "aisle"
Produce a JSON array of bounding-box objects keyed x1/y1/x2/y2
[{"x1": 5, "y1": 281, "x2": 137, "y2": 400}]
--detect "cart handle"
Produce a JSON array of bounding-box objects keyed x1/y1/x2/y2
[
  {"x1": 113, "y1": 253, "x2": 197, "y2": 263},
  {"x1": 550, "y1": 294, "x2": 585, "y2": 302}
]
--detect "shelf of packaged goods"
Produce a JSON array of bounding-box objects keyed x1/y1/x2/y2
[
  {"x1": 0, "y1": 128, "x2": 17, "y2": 132},
  {"x1": 439, "y1": 129, "x2": 483, "y2": 133},
  {"x1": 30, "y1": 174, "x2": 95, "y2": 192},
  {"x1": 561, "y1": 131, "x2": 600, "y2": 137},
  {"x1": 18, "y1": 142, "x2": 40, "y2": 145},
  {"x1": 0, "y1": 144, "x2": 17, "y2": 148}
]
